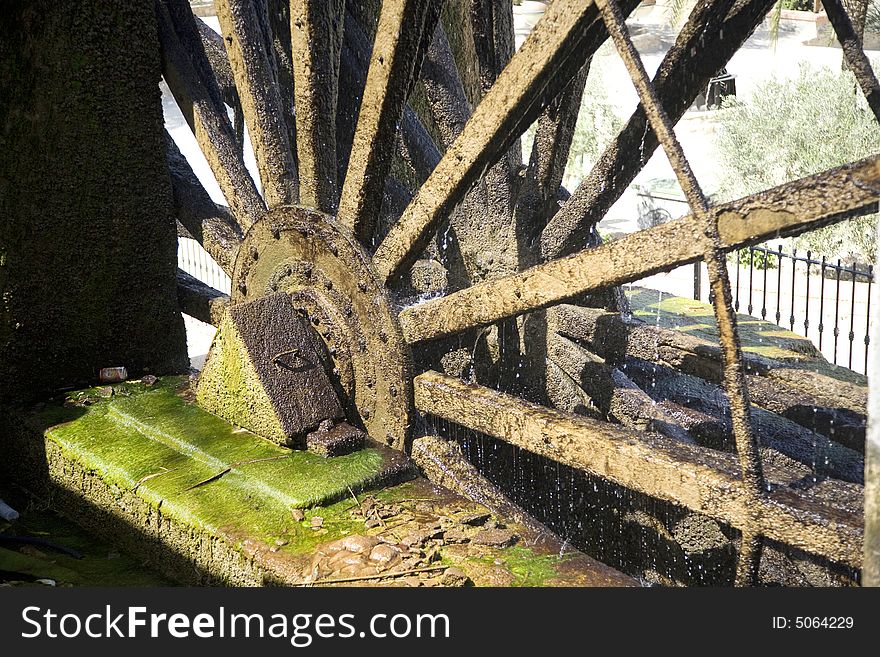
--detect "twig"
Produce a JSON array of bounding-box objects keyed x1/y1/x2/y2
[
  {"x1": 296, "y1": 565, "x2": 448, "y2": 586},
  {"x1": 183, "y1": 455, "x2": 290, "y2": 491},
  {"x1": 132, "y1": 467, "x2": 174, "y2": 492},
  {"x1": 348, "y1": 486, "x2": 362, "y2": 513}
]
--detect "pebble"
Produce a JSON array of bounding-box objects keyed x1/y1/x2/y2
[
  {"x1": 96, "y1": 386, "x2": 113, "y2": 398},
  {"x1": 275, "y1": 539, "x2": 289, "y2": 547},
  {"x1": 458, "y1": 512, "x2": 491, "y2": 526},
  {"x1": 369, "y1": 543, "x2": 401, "y2": 564},
  {"x1": 473, "y1": 528, "x2": 518, "y2": 548},
  {"x1": 341, "y1": 534, "x2": 380, "y2": 554},
  {"x1": 291, "y1": 508, "x2": 305, "y2": 522},
  {"x1": 441, "y1": 568, "x2": 472, "y2": 587},
  {"x1": 310, "y1": 516, "x2": 324, "y2": 529},
  {"x1": 142, "y1": 374, "x2": 158, "y2": 387}
]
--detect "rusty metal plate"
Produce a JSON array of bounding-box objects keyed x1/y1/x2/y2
[{"x1": 232, "y1": 206, "x2": 412, "y2": 450}]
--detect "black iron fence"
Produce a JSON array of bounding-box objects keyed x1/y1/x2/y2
[{"x1": 706, "y1": 244, "x2": 875, "y2": 374}]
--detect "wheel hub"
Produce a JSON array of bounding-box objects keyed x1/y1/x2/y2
[{"x1": 231, "y1": 206, "x2": 413, "y2": 450}]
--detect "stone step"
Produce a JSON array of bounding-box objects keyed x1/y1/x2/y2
[{"x1": 1, "y1": 377, "x2": 635, "y2": 587}]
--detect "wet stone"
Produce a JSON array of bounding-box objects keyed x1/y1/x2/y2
[
  {"x1": 472, "y1": 528, "x2": 518, "y2": 548},
  {"x1": 443, "y1": 527, "x2": 473, "y2": 544},
  {"x1": 306, "y1": 420, "x2": 366, "y2": 457},
  {"x1": 328, "y1": 551, "x2": 367, "y2": 569},
  {"x1": 341, "y1": 534, "x2": 381, "y2": 554},
  {"x1": 458, "y1": 512, "x2": 491, "y2": 526},
  {"x1": 369, "y1": 543, "x2": 401, "y2": 565},
  {"x1": 441, "y1": 567, "x2": 472, "y2": 588}
]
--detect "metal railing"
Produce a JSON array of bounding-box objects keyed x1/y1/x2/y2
[
  {"x1": 178, "y1": 237, "x2": 231, "y2": 295},
  {"x1": 713, "y1": 245, "x2": 875, "y2": 374}
]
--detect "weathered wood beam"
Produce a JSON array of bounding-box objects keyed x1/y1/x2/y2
[
  {"x1": 399, "y1": 107, "x2": 443, "y2": 186},
  {"x1": 420, "y1": 23, "x2": 471, "y2": 147},
  {"x1": 413, "y1": 371, "x2": 862, "y2": 567},
  {"x1": 540, "y1": 0, "x2": 773, "y2": 260},
  {"x1": 822, "y1": 0, "x2": 880, "y2": 123},
  {"x1": 338, "y1": 0, "x2": 441, "y2": 243},
  {"x1": 177, "y1": 269, "x2": 229, "y2": 326},
  {"x1": 194, "y1": 16, "x2": 236, "y2": 103},
  {"x1": 519, "y1": 62, "x2": 590, "y2": 236},
  {"x1": 622, "y1": 357, "x2": 864, "y2": 484},
  {"x1": 166, "y1": 133, "x2": 242, "y2": 275},
  {"x1": 291, "y1": 0, "x2": 345, "y2": 213},
  {"x1": 157, "y1": 2, "x2": 265, "y2": 230},
  {"x1": 162, "y1": 0, "x2": 228, "y2": 110},
  {"x1": 373, "y1": 0, "x2": 641, "y2": 285},
  {"x1": 216, "y1": 0, "x2": 299, "y2": 208},
  {"x1": 398, "y1": 155, "x2": 880, "y2": 343}
]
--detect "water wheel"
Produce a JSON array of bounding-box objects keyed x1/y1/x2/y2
[{"x1": 161, "y1": 0, "x2": 880, "y2": 585}]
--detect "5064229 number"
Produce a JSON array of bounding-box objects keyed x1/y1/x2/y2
[{"x1": 794, "y1": 617, "x2": 853, "y2": 629}]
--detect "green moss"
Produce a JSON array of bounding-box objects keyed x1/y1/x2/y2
[
  {"x1": 625, "y1": 288, "x2": 867, "y2": 385},
  {"x1": 29, "y1": 377, "x2": 405, "y2": 548},
  {"x1": 196, "y1": 317, "x2": 287, "y2": 444},
  {"x1": 465, "y1": 545, "x2": 570, "y2": 587}
]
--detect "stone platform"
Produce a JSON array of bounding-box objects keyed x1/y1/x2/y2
[{"x1": 0, "y1": 377, "x2": 634, "y2": 587}]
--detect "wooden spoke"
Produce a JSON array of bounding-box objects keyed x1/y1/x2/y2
[
  {"x1": 372, "y1": 0, "x2": 641, "y2": 285},
  {"x1": 516, "y1": 61, "x2": 590, "y2": 245},
  {"x1": 527, "y1": 63, "x2": 589, "y2": 215},
  {"x1": 398, "y1": 155, "x2": 880, "y2": 344},
  {"x1": 265, "y1": 0, "x2": 299, "y2": 177},
  {"x1": 470, "y1": 0, "x2": 516, "y2": 96},
  {"x1": 163, "y1": 0, "x2": 227, "y2": 111},
  {"x1": 596, "y1": 0, "x2": 762, "y2": 583},
  {"x1": 540, "y1": 0, "x2": 774, "y2": 260},
  {"x1": 547, "y1": 332, "x2": 696, "y2": 444},
  {"x1": 177, "y1": 269, "x2": 230, "y2": 326},
  {"x1": 822, "y1": 0, "x2": 880, "y2": 122},
  {"x1": 291, "y1": 0, "x2": 345, "y2": 213},
  {"x1": 194, "y1": 15, "x2": 237, "y2": 103},
  {"x1": 413, "y1": 371, "x2": 862, "y2": 568},
  {"x1": 399, "y1": 107, "x2": 443, "y2": 186},
  {"x1": 216, "y1": 0, "x2": 299, "y2": 208},
  {"x1": 157, "y1": 2, "x2": 265, "y2": 230},
  {"x1": 166, "y1": 133, "x2": 242, "y2": 276},
  {"x1": 469, "y1": 0, "x2": 520, "y2": 219},
  {"x1": 337, "y1": 0, "x2": 440, "y2": 244},
  {"x1": 420, "y1": 23, "x2": 471, "y2": 147}
]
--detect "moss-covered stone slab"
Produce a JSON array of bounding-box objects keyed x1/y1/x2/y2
[
  {"x1": 30, "y1": 377, "x2": 413, "y2": 516},
  {"x1": 1, "y1": 377, "x2": 635, "y2": 586},
  {"x1": 625, "y1": 287, "x2": 869, "y2": 386},
  {"x1": 196, "y1": 293, "x2": 344, "y2": 447}
]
